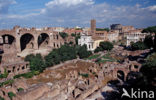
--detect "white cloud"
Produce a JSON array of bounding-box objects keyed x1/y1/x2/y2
[
  {"x1": 0, "y1": 0, "x2": 156, "y2": 29},
  {"x1": 148, "y1": 5, "x2": 156, "y2": 12},
  {"x1": 46, "y1": 0, "x2": 94, "y2": 7},
  {"x1": 39, "y1": 2, "x2": 156, "y2": 27}
]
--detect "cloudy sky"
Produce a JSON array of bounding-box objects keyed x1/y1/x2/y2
[{"x1": 0, "y1": 0, "x2": 156, "y2": 29}]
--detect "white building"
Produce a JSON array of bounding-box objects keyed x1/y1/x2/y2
[
  {"x1": 126, "y1": 30, "x2": 147, "y2": 46},
  {"x1": 53, "y1": 27, "x2": 65, "y2": 32},
  {"x1": 78, "y1": 34, "x2": 94, "y2": 51}
]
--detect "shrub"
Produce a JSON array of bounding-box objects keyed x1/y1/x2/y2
[
  {"x1": 25, "y1": 54, "x2": 46, "y2": 72},
  {"x1": 8, "y1": 92, "x2": 16, "y2": 100},
  {"x1": 77, "y1": 45, "x2": 92, "y2": 59},
  {"x1": 142, "y1": 26, "x2": 156, "y2": 33},
  {"x1": 79, "y1": 73, "x2": 89, "y2": 78},
  {"x1": 94, "y1": 47, "x2": 103, "y2": 53},
  {"x1": 13, "y1": 71, "x2": 40, "y2": 79},
  {"x1": 0, "y1": 69, "x2": 8, "y2": 79},
  {"x1": 0, "y1": 80, "x2": 14, "y2": 87},
  {"x1": 144, "y1": 35, "x2": 154, "y2": 49},
  {"x1": 17, "y1": 88, "x2": 24, "y2": 92},
  {"x1": 140, "y1": 53, "x2": 156, "y2": 85},
  {"x1": 45, "y1": 44, "x2": 77, "y2": 67},
  {"x1": 59, "y1": 32, "x2": 68, "y2": 39},
  {"x1": 45, "y1": 50, "x2": 61, "y2": 67},
  {"x1": 87, "y1": 54, "x2": 100, "y2": 60},
  {"x1": 71, "y1": 33, "x2": 76, "y2": 37},
  {"x1": 154, "y1": 33, "x2": 156, "y2": 52},
  {"x1": 0, "y1": 96, "x2": 4, "y2": 100},
  {"x1": 24, "y1": 54, "x2": 35, "y2": 62},
  {"x1": 99, "y1": 41, "x2": 114, "y2": 51},
  {"x1": 29, "y1": 54, "x2": 46, "y2": 72},
  {"x1": 131, "y1": 41, "x2": 147, "y2": 50}
]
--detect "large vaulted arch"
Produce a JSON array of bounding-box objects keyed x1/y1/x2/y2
[
  {"x1": 2, "y1": 34, "x2": 16, "y2": 45},
  {"x1": 38, "y1": 33, "x2": 50, "y2": 49},
  {"x1": 20, "y1": 33, "x2": 34, "y2": 51}
]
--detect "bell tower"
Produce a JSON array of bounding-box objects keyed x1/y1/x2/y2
[{"x1": 91, "y1": 19, "x2": 96, "y2": 35}]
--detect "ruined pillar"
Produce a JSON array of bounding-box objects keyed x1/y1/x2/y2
[
  {"x1": 0, "y1": 36, "x2": 3, "y2": 44},
  {"x1": 34, "y1": 34, "x2": 38, "y2": 50},
  {"x1": 16, "y1": 36, "x2": 21, "y2": 52},
  {"x1": 5, "y1": 36, "x2": 8, "y2": 44},
  {"x1": 49, "y1": 33, "x2": 54, "y2": 48}
]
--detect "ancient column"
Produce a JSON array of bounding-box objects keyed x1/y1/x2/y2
[
  {"x1": 34, "y1": 34, "x2": 38, "y2": 50},
  {"x1": 16, "y1": 35, "x2": 22, "y2": 52}
]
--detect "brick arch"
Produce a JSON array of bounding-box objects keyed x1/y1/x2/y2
[
  {"x1": 1, "y1": 34, "x2": 16, "y2": 44},
  {"x1": 20, "y1": 33, "x2": 35, "y2": 51},
  {"x1": 117, "y1": 70, "x2": 125, "y2": 82},
  {"x1": 37, "y1": 33, "x2": 50, "y2": 48},
  {"x1": 113, "y1": 67, "x2": 130, "y2": 82},
  {"x1": 0, "y1": 32, "x2": 16, "y2": 37}
]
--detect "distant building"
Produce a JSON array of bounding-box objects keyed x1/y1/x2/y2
[
  {"x1": 126, "y1": 30, "x2": 147, "y2": 46},
  {"x1": 82, "y1": 27, "x2": 91, "y2": 35},
  {"x1": 63, "y1": 28, "x2": 82, "y2": 35},
  {"x1": 93, "y1": 39, "x2": 104, "y2": 50},
  {"x1": 111, "y1": 24, "x2": 122, "y2": 30},
  {"x1": 91, "y1": 19, "x2": 96, "y2": 35},
  {"x1": 122, "y1": 26, "x2": 135, "y2": 33},
  {"x1": 78, "y1": 33, "x2": 112, "y2": 51},
  {"x1": 94, "y1": 31, "x2": 108, "y2": 41},
  {"x1": 78, "y1": 34, "x2": 94, "y2": 51},
  {"x1": 53, "y1": 27, "x2": 65, "y2": 32},
  {"x1": 107, "y1": 30, "x2": 119, "y2": 42}
]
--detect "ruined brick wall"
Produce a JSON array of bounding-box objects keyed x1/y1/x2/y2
[{"x1": 0, "y1": 26, "x2": 66, "y2": 52}]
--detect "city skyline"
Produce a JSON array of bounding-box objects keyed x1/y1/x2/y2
[{"x1": 0, "y1": 0, "x2": 156, "y2": 29}]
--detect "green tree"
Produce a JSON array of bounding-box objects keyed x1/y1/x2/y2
[
  {"x1": 45, "y1": 50, "x2": 61, "y2": 67},
  {"x1": 45, "y1": 45, "x2": 77, "y2": 67},
  {"x1": 71, "y1": 33, "x2": 76, "y2": 37},
  {"x1": 29, "y1": 54, "x2": 46, "y2": 72},
  {"x1": 77, "y1": 45, "x2": 92, "y2": 59},
  {"x1": 0, "y1": 69, "x2": 8, "y2": 78},
  {"x1": 94, "y1": 47, "x2": 103, "y2": 53},
  {"x1": 142, "y1": 26, "x2": 156, "y2": 33},
  {"x1": 8, "y1": 92, "x2": 16, "y2": 100},
  {"x1": 140, "y1": 53, "x2": 156, "y2": 85},
  {"x1": 71, "y1": 33, "x2": 80, "y2": 45},
  {"x1": 0, "y1": 96, "x2": 4, "y2": 100},
  {"x1": 58, "y1": 45, "x2": 77, "y2": 62},
  {"x1": 154, "y1": 34, "x2": 156, "y2": 52},
  {"x1": 131, "y1": 41, "x2": 147, "y2": 50},
  {"x1": 59, "y1": 32, "x2": 68, "y2": 39},
  {"x1": 75, "y1": 34, "x2": 80, "y2": 45},
  {"x1": 144, "y1": 35, "x2": 154, "y2": 49},
  {"x1": 99, "y1": 41, "x2": 113, "y2": 51},
  {"x1": 142, "y1": 26, "x2": 156, "y2": 51},
  {"x1": 24, "y1": 54, "x2": 35, "y2": 62}
]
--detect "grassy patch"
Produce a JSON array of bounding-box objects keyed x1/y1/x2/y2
[
  {"x1": 0, "y1": 80, "x2": 14, "y2": 87},
  {"x1": 79, "y1": 73, "x2": 89, "y2": 78},
  {"x1": 96, "y1": 53, "x2": 116, "y2": 63},
  {"x1": 87, "y1": 54, "x2": 100, "y2": 60},
  {"x1": 14, "y1": 71, "x2": 40, "y2": 79}
]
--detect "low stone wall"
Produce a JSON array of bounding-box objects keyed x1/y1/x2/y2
[{"x1": 15, "y1": 84, "x2": 50, "y2": 100}]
